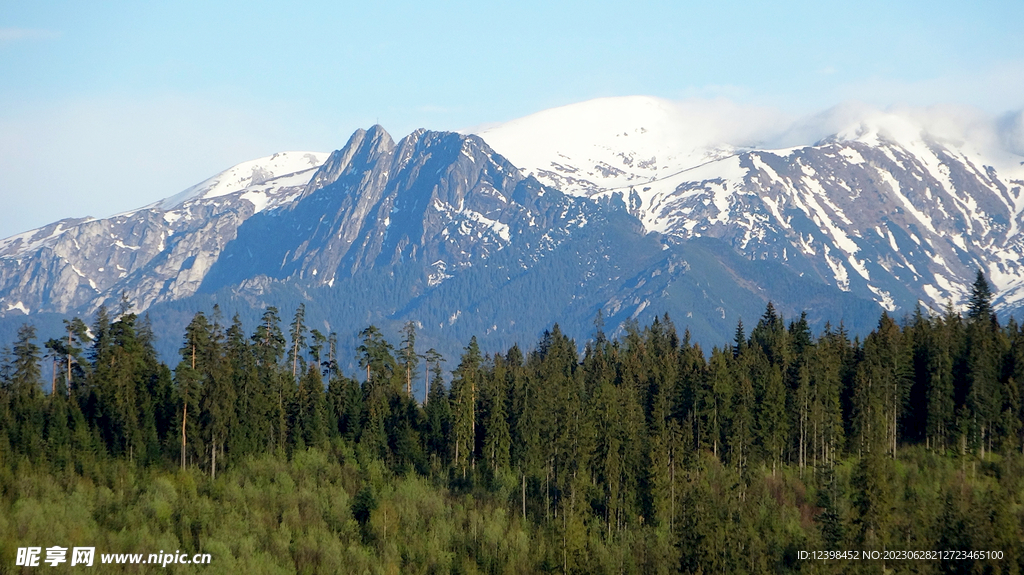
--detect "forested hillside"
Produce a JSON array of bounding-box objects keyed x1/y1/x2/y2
[{"x1": 2, "y1": 273, "x2": 1024, "y2": 573}]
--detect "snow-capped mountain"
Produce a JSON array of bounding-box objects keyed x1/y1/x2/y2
[
  {"x1": 0, "y1": 119, "x2": 883, "y2": 361},
  {"x1": 478, "y1": 97, "x2": 1024, "y2": 315},
  {"x1": 4, "y1": 97, "x2": 1022, "y2": 359},
  {"x1": 0, "y1": 151, "x2": 330, "y2": 315},
  {"x1": 198, "y1": 126, "x2": 600, "y2": 295}
]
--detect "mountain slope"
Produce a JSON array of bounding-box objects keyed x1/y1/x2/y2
[
  {"x1": 0, "y1": 151, "x2": 329, "y2": 316},
  {"x1": 0, "y1": 122, "x2": 885, "y2": 365},
  {"x1": 478, "y1": 97, "x2": 1024, "y2": 315}
]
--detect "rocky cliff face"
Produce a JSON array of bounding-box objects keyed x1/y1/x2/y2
[
  {"x1": 479, "y1": 98, "x2": 1024, "y2": 315},
  {"x1": 646, "y1": 136, "x2": 1024, "y2": 313},
  {"x1": 199, "y1": 126, "x2": 597, "y2": 296},
  {"x1": 0, "y1": 126, "x2": 606, "y2": 324},
  {"x1": 0, "y1": 151, "x2": 328, "y2": 316},
  {"x1": 7, "y1": 104, "x2": 1022, "y2": 354}
]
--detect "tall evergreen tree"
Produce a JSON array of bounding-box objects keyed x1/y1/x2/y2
[
  {"x1": 289, "y1": 304, "x2": 307, "y2": 380},
  {"x1": 225, "y1": 314, "x2": 258, "y2": 458},
  {"x1": 481, "y1": 353, "x2": 511, "y2": 474},
  {"x1": 398, "y1": 320, "x2": 419, "y2": 398},
  {"x1": 967, "y1": 269, "x2": 994, "y2": 324},
  {"x1": 450, "y1": 336, "x2": 482, "y2": 474},
  {"x1": 252, "y1": 307, "x2": 287, "y2": 451},
  {"x1": 199, "y1": 308, "x2": 233, "y2": 477},
  {"x1": 358, "y1": 326, "x2": 397, "y2": 458},
  {"x1": 9, "y1": 324, "x2": 43, "y2": 457},
  {"x1": 423, "y1": 351, "x2": 451, "y2": 466},
  {"x1": 176, "y1": 312, "x2": 211, "y2": 469}
]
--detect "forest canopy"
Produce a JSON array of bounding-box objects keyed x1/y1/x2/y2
[{"x1": 1, "y1": 273, "x2": 1023, "y2": 573}]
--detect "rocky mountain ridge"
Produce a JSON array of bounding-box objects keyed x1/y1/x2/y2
[
  {"x1": 0, "y1": 151, "x2": 329, "y2": 316},
  {"x1": 3, "y1": 98, "x2": 1022, "y2": 357},
  {"x1": 478, "y1": 97, "x2": 1024, "y2": 315}
]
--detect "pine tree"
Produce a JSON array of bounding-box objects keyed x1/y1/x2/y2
[
  {"x1": 482, "y1": 354, "x2": 511, "y2": 473},
  {"x1": 809, "y1": 324, "x2": 847, "y2": 468},
  {"x1": 44, "y1": 318, "x2": 89, "y2": 398},
  {"x1": 358, "y1": 326, "x2": 396, "y2": 458},
  {"x1": 199, "y1": 308, "x2": 233, "y2": 477},
  {"x1": 730, "y1": 347, "x2": 755, "y2": 476},
  {"x1": 751, "y1": 301, "x2": 788, "y2": 368},
  {"x1": 226, "y1": 314, "x2": 258, "y2": 457},
  {"x1": 295, "y1": 363, "x2": 326, "y2": 450},
  {"x1": 967, "y1": 269, "x2": 994, "y2": 324},
  {"x1": 423, "y1": 353, "x2": 451, "y2": 466},
  {"x1": 732, "y1": 318, "x2": 746, "y2": 359},
  {"x1": 106, "y1": 312, "x2": 146, "y2": 460},
  {"x1": 757, "y1": 351, "x2": 788, "y2": 474},
  {"x1": 9, "y1": 324, "x2": 43, "y2": 457},
  {"x1": 252, "y1": 307, "x2": 287, "y2": 451},
  {"x1": 176, "y1": 312, "x2": 211, "y2": 469},
  {"x1": 926, "y1": 309, "x2": 957, "y2": 451},
  {"x1": 398, "y1": 321, "x2": 419, "y2": 398},
  {"x1": 450, "y1": 336, "x2": 482, "y2": 474},
  {"x1": 965, "y1": 311, "x2": 1000, "y2": 455},
  {"x1": 701, "y1": 348, "x2": 733, "y2": 460},
  {"x1": 289, "y1": 304, "x2": 307, "y2": 380}
]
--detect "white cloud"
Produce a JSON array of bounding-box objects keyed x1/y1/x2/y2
[
  {"x1": 998, "y1": 110, "x2": 1024, "y2": 157},
  {"x1": 3, "y1": 90, "x2": 1022, "y2": 242}
]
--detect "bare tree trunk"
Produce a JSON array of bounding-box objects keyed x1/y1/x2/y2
[
  {"x1": 471, "y1": 377, "x2": 476, "y2": 469},
  {"x1": 546, "y1": 462, "x2": 551, "y2": 523},
  {"x1": 181, "y1": 401, "x2": 187, "y2": 471},
  {"x1": 522, "y1": 472, "x2": 527, "y2": 519},
  {"x1": 67, "y1": 329, "x2": 73, "y2": 395},
  {"x1": 183, "y1": 343, "x2": 194, "y2": 471},
  {"x1": 670, "y1": 447, "x2": 675, "y2": 533}
]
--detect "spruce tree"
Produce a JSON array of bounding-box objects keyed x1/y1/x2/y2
[
  {"x1": 10, "y1": 324, "x2": 43, "y2": 457},
  {"x1": 252, "y1": 307, "x2": 287, "y2": 451},
  {"x1": 398, "y1": 321, "x2": 419, "y2": 398},
  {"x1": 450, "y1": 336, "x2": 482, "y2": 474},
  {"x1": 423, "y1": 352, "x2": 451, "y2": 465},
  {"x1": 199, "y1": 309, "x2": 233, "y2": 477},
  {"x1": 967, "y1": 269, "x2": 994, "y2": 324},
  {"x1": 289, "y1": 304, "x2": 307, "y2": 379},
  {"x1": 358, "y1": 326, "x2": 396, "y2": 458},
  {"x1": 176, "y1": 312, "x2": 210, "y2": 469}
]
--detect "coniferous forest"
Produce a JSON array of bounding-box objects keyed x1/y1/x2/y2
[{"x1": 2, "y1": 272, "x2": 1024, "y2": 573}]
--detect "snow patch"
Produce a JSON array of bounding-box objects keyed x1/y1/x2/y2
[
  {"x1": 428, "y1": 260, "x2": 453, "y2": 287},
  {"x1": 158, "y1": 151, "x2": 330, "y2": 210},
  {"x1": 868, "y1": 285, "x2": 896, "y2": 311}
]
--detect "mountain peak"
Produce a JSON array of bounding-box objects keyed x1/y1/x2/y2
[{"x1": 158, "y1": 150, "x2": 330, "y2": 210}]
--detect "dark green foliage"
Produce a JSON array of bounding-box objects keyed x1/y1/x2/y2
[
  {"x1": 968, "y1": 269, "x2": 995, "y2": 323},
  {"x1": 4, "y1": 300, "x2": 1024, "y2": 573}
]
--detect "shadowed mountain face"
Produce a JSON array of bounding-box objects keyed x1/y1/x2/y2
[
  {"x1": 0, "y1": 122, "x2": 932, "y2": 363},
  {"x1": 638, "y1": 140, "x2": 1024, "y2": 317},
  {"x1": 479, "y1": 98, "x2": 1024, "y2": 317},
  {"x1": 201, "y1": 126, "x2": 591, "y2": 292}
]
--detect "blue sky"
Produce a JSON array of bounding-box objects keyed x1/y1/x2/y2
[{"x1": 1, "y1": 0, "x2": 1022, "y2": 238}]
